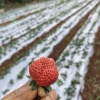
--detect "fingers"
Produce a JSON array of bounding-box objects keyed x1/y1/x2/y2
[
  {"x1": 2, "y1": 82, "x2": 57, "y2": 100},
  {"x1": 16, "y1": 86, "x2": 37, "y2": 100},
  {"x1": 47, "y1": 90, "x2": 57, "y2": 100},
  {"x1": 38, "y1": 88, "x2": 57, "y2": 100},
  {"x1": 38, "y1": 87, "x2": 47, "y2": 97},
  {"x1": 41, "y1": 90, "x2": 57, "y2": 100},
  {"x1": 2, "y1": 81, "x2": 37, "y2": 100},
  {"x1": 2, "y1": 82, "x2": 29, "y2": 100}
]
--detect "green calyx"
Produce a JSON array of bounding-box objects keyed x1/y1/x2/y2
[
  {"x1": 29, "y1": 80, "x2": 52, "y2": 92},
  {"x1": 27, "y1": 75, "x2": 52, "y2": 92},
  {"x1": 42, "y1": 86, "x2": 52, "y2": 93},
  {"x1": 30, "y1": 80, "x2": 39, "y2": 90}
]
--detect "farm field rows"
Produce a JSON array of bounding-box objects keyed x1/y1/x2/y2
[
  {"x1": 0, "y1": 0, "x2": 92, "y2": 66},
  {"x1": 0, "y1": 0, "x2": 61, "y2": 25},
  {"x1": 0, "y1": 0, "x2": 100, "y2": 99},
  {"x1": 0, "y1": 0, "x2": 87, "y2": 46}
]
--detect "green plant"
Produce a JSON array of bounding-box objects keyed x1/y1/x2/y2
[
  {"x1": 3, "y1": 89, "x2": 9, "y2": 95},
  {"x1": 57, "y1": 79, "x2": 63, "y2": 86},
  {"x1": 60, "y1": 56, "x2": 65, "y2": 61},
  {"x1": 65, "y1": 60, "x2": 73, "y2": 68},
  {"x1": 71, "y1": 79, "x2": 80, "y2": 86},
  {"x1": 75, "y1": 72, "x2": 82, "y2": 78},
  {"x1": 75, "y1": 61, "x2": 82, "y2": 68},
  {"x1": 73, "y1": 38, "x2": 84, "y2": 47},
  {"x1": 65, "y1": 51, "x2": 69, "y2": 56},
  {"x1": 65, "y1": 86, "x2": 76, "y2": 97},
  {"x1": 9, "y1": 79, "x2": 14, "y2": 85},
  {"x1": 17, "y1": 68, "x2": 26, "y2": 79},
  {"x1": 82, "y1": 50, "x2": 88, "y2": 58},
  {"x1": 61, "y1": 73, "x2": 67, "y2": 81}
]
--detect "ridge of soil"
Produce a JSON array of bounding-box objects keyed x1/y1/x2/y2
[{"x1": 81, "y1": 27, "x2": 100, "y2": 100}]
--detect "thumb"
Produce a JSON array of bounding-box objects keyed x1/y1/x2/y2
[
  {"x1": 38, "y1": 87, "x2": 58, "y2": 100},
  {"x1": 16, "y1": 86, "x2": 37, "y2": 100},
  {"x1": 38, "y1": 87, "x2": 47, "y2": 97}
]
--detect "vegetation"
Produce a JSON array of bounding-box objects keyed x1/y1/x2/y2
[
  {"x1": 0, "y1": 0, "x2": 44, "y2": 9},
  {"x1": 17, "y1": 68, "x2": 26, "y2": 79},
  {"x1": 2, "y1": 89, "x2": 9, "y2": 95}
]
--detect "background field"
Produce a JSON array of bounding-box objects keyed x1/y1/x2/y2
[{"x1": 0, "y1": 0, "x2": 100, "y2": 100}]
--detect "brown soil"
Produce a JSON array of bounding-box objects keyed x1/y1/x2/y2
[
  {"x1": 81, "y1": 27, "x2": 100, "y2": 100},
  {"x1": 0, "y1": 1, "x2": 98, "y2": 77}
]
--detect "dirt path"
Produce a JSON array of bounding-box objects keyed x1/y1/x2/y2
[
  {"x1": 81, "y1": 27, "x2": 100, "y2": 100},
  {"x1": 0, "y1": 1, "x2": 98, "y2": 77}
]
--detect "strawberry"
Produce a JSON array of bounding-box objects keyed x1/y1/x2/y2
[{"x1": 29, "y1": 57, "x2": 59, "y2": 87}]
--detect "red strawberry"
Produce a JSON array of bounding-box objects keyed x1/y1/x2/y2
[{"x1": 29, "y1": 57, "x2": 59, "y2": 86}]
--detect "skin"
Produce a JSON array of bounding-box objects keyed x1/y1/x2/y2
[{"x1": 2, "y1": 82, "x2": 57, "y2": 100}]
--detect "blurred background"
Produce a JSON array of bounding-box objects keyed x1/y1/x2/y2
[{"x1": 0, "y1": 0, "x2": 100, "y2": 100}]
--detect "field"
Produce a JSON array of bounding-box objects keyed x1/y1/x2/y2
[{"x1": 0, "y1": 0, "x2": 100, "y2": 99}]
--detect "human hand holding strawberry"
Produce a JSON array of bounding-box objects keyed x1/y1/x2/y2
[
  {"x1": 2, "y1": 81, "x2": 58, "y2": 100},
  {"x1": 29, "y1": 57, "x2": 59, "y2": 99},
  {"x1": 2, "y1": 57, "x2": 58, "y2": 100}
]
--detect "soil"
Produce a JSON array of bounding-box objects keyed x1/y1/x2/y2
[{"x1": 81, "y1": 27, "x2": 100, "y2": 100}]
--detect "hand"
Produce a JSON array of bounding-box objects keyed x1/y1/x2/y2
[{"x1": 2, "y1": 82, "x2": 57, "y2": 100}]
